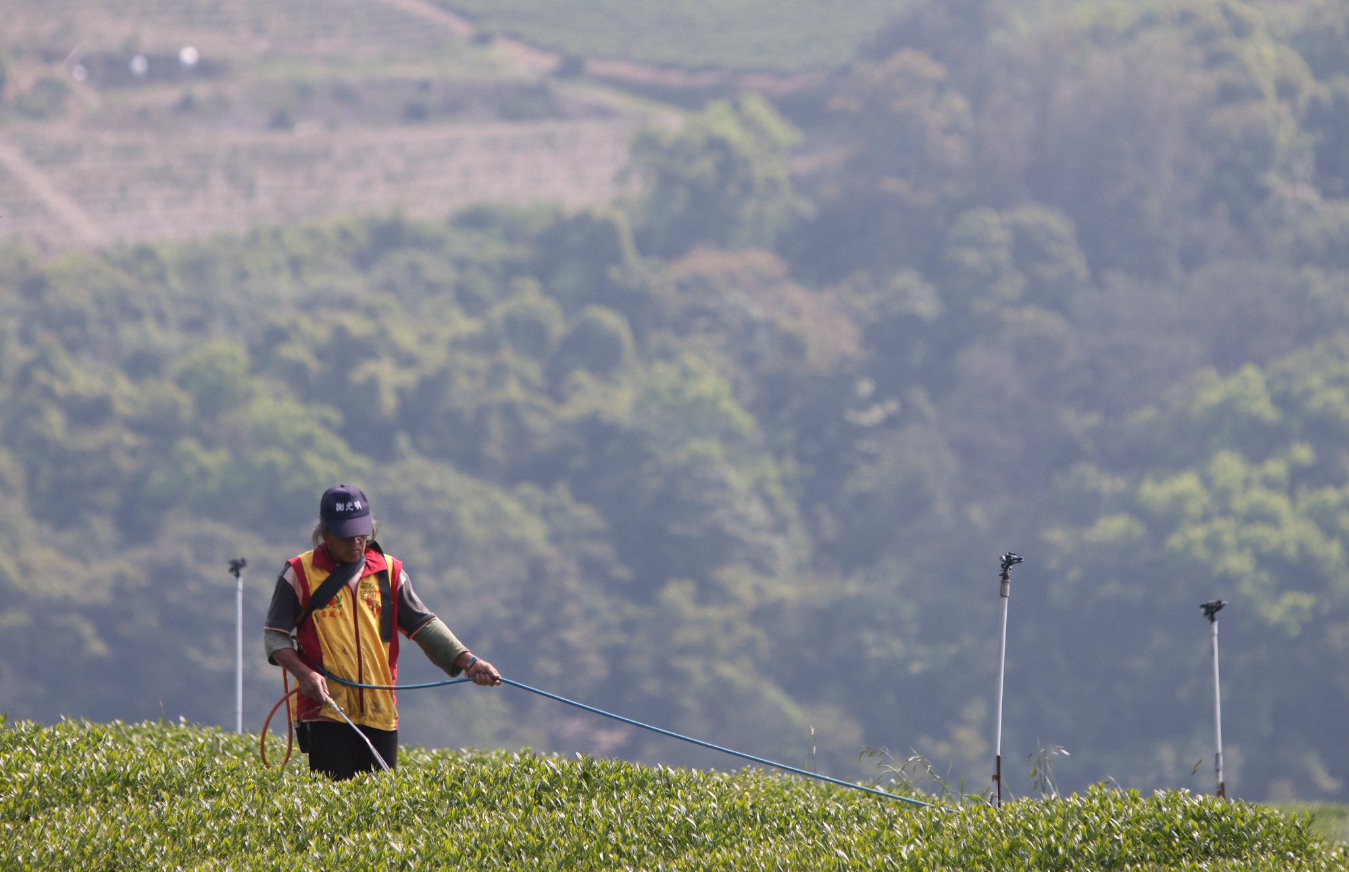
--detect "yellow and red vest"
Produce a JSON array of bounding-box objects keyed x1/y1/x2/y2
[{"x1": 290, "y1": 544, "x2": 404, "y2": 730}]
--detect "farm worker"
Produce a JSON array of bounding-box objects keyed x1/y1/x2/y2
[{"x1": 263, "y1": 484, "x2": 501, "y2": 779}]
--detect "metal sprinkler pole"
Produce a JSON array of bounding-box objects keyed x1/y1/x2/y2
[
  {"x1": 993, "y1": 552, "x2": 1022, "y2": 808},
  {"x1": 1201, "y1": 600, "x2": 1227, "y2": 798},
  {"x1": 230, "y1": 558, "x2": 248, "y2": 735}
]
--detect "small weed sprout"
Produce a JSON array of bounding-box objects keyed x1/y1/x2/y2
[
  {"x1": 1190, "y1": 757, "x2": 1206, "y2": 793},
  {"x1": 1028, "y1": 741, "x2": 1070, "y2": 799},
  {"x1": 859, "y1": 746, "x2": 990, "y2": 807}
]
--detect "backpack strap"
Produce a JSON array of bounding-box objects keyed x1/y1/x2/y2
[{"x1": 293, "y1": 558, "x2": 365, "y2": 629}]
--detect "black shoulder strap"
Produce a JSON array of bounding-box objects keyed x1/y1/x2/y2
[{"x1": 294, "y1": 558, "x2": 364, "y2": 629}]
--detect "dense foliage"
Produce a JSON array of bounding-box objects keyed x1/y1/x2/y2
[
  {"x1": 4, "y1": 0, "x2": 1349, "y2": 806},
  {"x1": 2, "y1": 719, "x2": 1343, "y2": 871}
]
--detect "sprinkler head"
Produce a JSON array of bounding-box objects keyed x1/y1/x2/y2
[
  {"x1": 1201, "y1": 600, "x2": 1227, "y2": 622},
  {"x1": 998, "y1": 552, "x2": 1023, "y2": 592}
]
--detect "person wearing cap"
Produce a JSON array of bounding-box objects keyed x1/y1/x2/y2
[{"x1": 263, "y1": 484, "x2": 500, "y2": 780}]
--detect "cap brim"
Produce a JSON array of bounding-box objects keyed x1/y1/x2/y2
[{"x1": 327, "y1": 515, "x2": 373, "y2": 538}]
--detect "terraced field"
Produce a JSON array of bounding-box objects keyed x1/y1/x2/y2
[
  {"x1": 0, "y1": 0, "x2": 645, "y2": 251},
  {"x1": 0, "y1": 0, "x2": 463, "y2": 60},
  {"x1": 0, "y1": 121, "x2": 635, "y2": 248},
  {"x1": 433, "y1": 0, "x2": 910, "y2": 73}
]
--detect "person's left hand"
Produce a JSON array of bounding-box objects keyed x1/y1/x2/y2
[{"x1": 466, "y1": 657, "x2": 501, "y2": 686}]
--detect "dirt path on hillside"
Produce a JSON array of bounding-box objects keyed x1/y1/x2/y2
[
  {"x1": 582, "y1": 58, "x2": 826, "y2": 96},
  {"x1": 0, "y1": 135, "x2": 104, "y2": 247}
]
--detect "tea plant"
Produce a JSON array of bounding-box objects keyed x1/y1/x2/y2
[
  {"x1": 2, "y1": 718, "x2": 1346, "y2": 871},
  {"x1": 1275, "y1": 804, "x2": 1349, "y2": 848}
]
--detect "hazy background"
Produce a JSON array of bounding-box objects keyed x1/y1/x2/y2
[{"x1": 2, "y1": 0, "x2": 1348, "y2": 803}]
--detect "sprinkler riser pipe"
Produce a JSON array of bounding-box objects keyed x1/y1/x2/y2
[
  {"x1": 1211, "y1": 619, "x2": 1224, "y2": 798},
  {"x1": 229, "y1": 558, "x2": 248, "y2": 736},
  {"x1": 235, "y1": 574, "x2": 244, "y2": 735},
  {"x1": 992, "y1": 553, "x2": 1020, "y2": 809},
  {"x1": 994, "y1": 598, "x2": 1009, "y2": 755},
  {"x1": 993, "y1": 588, "x2": 1011, "y2": 807}
]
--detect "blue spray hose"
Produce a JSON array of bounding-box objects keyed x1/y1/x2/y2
[{"x1": 320, "y1": 671, "x2": 942, "y2": 810}]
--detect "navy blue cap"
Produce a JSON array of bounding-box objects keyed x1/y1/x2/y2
[{"x1": 320, "y1": 484, "x2": 373, "y2": 538}]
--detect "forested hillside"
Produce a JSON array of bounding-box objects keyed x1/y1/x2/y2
[{"x1": 4, "y1": 0, "x2": 1349, "y2": 803}]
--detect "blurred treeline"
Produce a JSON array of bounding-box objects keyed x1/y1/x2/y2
[{"x1": 4, "y1": 0, "x2": 1349, "y2": 801}]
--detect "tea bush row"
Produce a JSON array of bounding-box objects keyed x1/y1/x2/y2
[{"x1": 2, "y1": 719, "x2": 1345, "y2": 870}]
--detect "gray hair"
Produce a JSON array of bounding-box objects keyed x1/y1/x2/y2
[{"x1": 312, "y1": 517, "x2": 379, "y2": 547}]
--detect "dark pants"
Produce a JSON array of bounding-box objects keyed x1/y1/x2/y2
[{"x1": 304, "y1": 721, "x2": 398, "y2": 780}]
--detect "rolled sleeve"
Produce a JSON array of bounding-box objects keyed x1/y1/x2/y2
[
  {"x1": 397, "y1": 570, "x2": 439, "y2": 638},
  {"x1": 263, "y1": 565, "x2": 301, "y2": 634},
  {"x1": 411, "y1": 617, "x2": 470, "y2": 676},
  {"x1": 263, "y1": 565, "x2": 301, "y2": 665}
]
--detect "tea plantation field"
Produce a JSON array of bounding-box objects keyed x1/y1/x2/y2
[
  {"x1": 434, "y1": 0, "x2": 908, "y2": 73},
  {"x1": 2, "y1": 719, "x2": 1345, "y2": 870}
]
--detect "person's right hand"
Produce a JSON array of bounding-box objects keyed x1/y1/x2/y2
[{"x1": 296, "y1": 670, "x2": 329, "y2": 703}]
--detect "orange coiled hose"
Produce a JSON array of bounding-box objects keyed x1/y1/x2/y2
[{"x1": 259, "y1": 672, "x2": 298, "y2": 769}]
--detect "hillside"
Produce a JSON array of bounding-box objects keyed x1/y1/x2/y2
[
  {"x1": 0, "y1": 0, "x2": 645, "y2": 251},
  {"x1": 4, "y1": 0, "x2": 1349, "y2": 808},
  {"x1": 2, "y1": 719, "x2": 1344, "y2": 871},
  {"x1": 0, "y1": 0, "x2": 1326, "y2": 252}
]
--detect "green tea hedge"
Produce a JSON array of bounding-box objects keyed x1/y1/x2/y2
[{"x1": 2, "y1": 719, "x2": 1344, "y2": 870}]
